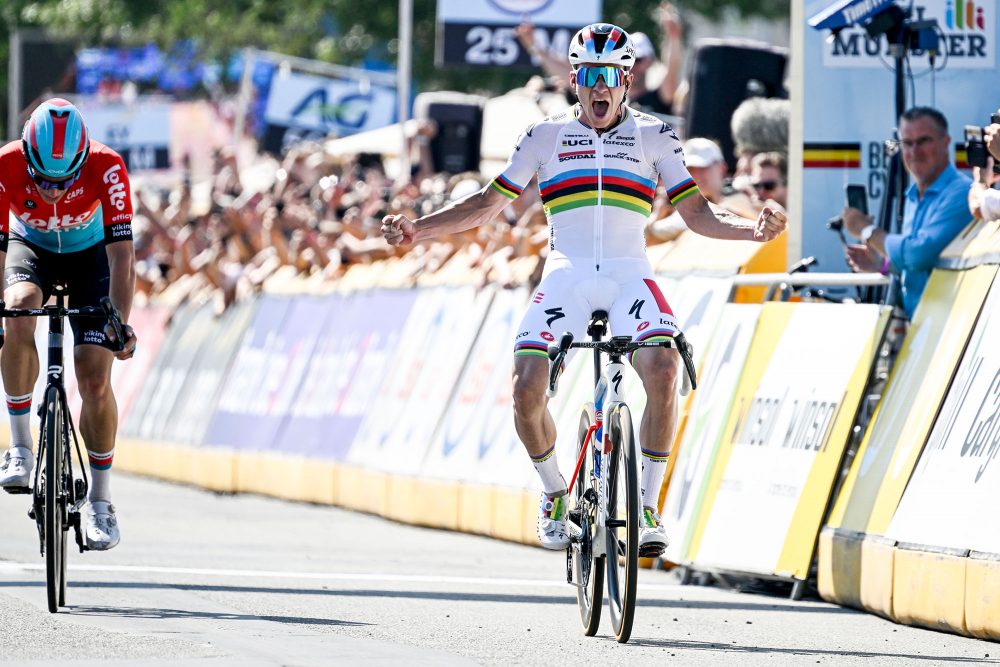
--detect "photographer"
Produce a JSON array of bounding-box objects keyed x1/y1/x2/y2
[
  {"x1": 968, "y1": 122, "x2": 1000, "y2": 222},
  {"x1": 842, "y1": 107, "x2": 971, "y2": 319}
]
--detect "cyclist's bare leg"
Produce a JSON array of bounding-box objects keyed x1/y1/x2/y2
[
  {"x1": 74, "y1": 345, "x2": 117, "y2": 457},
  {"x1": 512, "y1": 355, "x2": 557, "y2": 457},
  {"x1": 0, "y1": 283, "x2": 44, "y2": 398},
  {"x1": 631, "y1": 347, "x2": 681, "y2": 454}
]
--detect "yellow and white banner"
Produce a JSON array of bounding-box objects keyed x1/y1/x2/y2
[
  {"x1": 688, "y1": 302, "x2": 886, "y2": 578},
  {"x1": 887, "y1": 274, "x2": 1000, "y2": 553},
  {"x1": 663, "y1": 304, "x2": 761, "y2": 565},
  {"x1": 827, "y1": 267, "x2": 998, "y2": 535}
]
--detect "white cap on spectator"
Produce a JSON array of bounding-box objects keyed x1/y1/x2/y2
[
  {"x1": 682, "y1": 138, "x2": 724, "y2": 168},
  {"x1": 631, "y1": 32, "x2": 656, "y2": 61}
]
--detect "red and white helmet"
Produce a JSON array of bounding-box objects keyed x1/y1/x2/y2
[{"x1": 567, "y1": 23, "x2": 637, "y2": 71}]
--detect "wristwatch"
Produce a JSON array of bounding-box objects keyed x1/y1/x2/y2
[{"x1": 860, "y1": 223, "x2": 877, "y2": 243}]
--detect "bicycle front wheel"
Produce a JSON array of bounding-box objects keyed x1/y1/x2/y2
[
  {"x1": 571, "y1": 405, "x2": 603, "y2": 636},
  {"x1": 605, "y1": 402, "x2": 639, "y2": 643},
  {"x1": 43, "y1": 387, "x2": 66, "y2": 613}
]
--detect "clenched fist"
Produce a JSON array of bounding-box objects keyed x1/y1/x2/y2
[
  {"x1": 754, "y1": 205, "x2": 787, "y2": 242},
  {"x1": 381, "y1": 214, "x2": 417, "y2": 247}
]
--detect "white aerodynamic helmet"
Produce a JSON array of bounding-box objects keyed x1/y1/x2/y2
[{"x1": 567, "y1": 23, "x2": 637, "y2": 70}]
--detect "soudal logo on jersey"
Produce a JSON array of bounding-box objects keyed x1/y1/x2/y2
[
  {"x1": 823, "y1": 1, "x2": 995, "y2": 69},
  {"x1": 102, "y1": 164, "x2": 127, "y2": 210},
  {"x1": 558, "y1": 149, "x2": 595, "y2": 162}
]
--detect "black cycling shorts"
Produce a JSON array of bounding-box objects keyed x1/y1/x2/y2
[{"x1": 4, "y1": 234, "x2": 115, "y2": 350}]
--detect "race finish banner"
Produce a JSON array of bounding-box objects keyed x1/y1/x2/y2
[
  {"x1": 687, "y1": 303, "x2": 886, "y2": 580},
  {"x1": 796, "y1": 0, "x2": 998, "y2": 271},
  {"x1": 437, "y1": 0, "x2": 601, "y2": 67},
  {"x1": 258, "y1": 56, "x2": 397, "y2": 155},
  {"x1": 78, "y1": 98, "x2": 171, "y2": 171},
  {"x1": 886, "y1": 275, "x2": 1000, "y2": 554}
]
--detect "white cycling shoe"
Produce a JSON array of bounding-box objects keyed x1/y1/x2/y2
[
  {"x1": 536, "y1": 492, "x2": 571, "y2": 550},
  {"x1": 0, "y1": 447, "x2": 33, "y2": 492},
  {"x1": 83, "y1": 500, "x2": 121, "y2": 551},
  {"x1": 638, "y1": 506, "x2": 670, "y2": 558}
]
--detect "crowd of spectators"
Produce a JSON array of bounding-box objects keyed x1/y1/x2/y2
[{"x1": 129, "y1": 2, "x2": 792, "y2": 311}]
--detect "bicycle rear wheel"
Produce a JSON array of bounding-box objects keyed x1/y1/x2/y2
[
  {"x1": 605, "y1": 402, "x2": 638, "y2": 643},
  {"x1": 44, "y1": 387, "x2": 66, "y2": 613},
  {"x1": 570, "y1": 405, "x2": 603, "y2": 635}
]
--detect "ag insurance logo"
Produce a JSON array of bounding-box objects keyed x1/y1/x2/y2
[{"x1": 820, "y1": 0, "x2": 996, "y2": 69}]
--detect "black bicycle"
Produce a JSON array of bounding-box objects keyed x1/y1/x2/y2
[
  {"x1": 1, "y1": 286, "x2": 124, "y2": 613},
  {"x1": 547, "y1": 310, "x2": 696, "y2": 642}
]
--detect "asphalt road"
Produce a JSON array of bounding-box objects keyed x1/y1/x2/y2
[{"x1": 0, "y1": 473, "x2": 995, "y2": 666}]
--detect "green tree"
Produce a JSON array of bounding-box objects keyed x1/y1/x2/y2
[{"x1": 1, "y1": 0, "x2": 789, "y2": 136}]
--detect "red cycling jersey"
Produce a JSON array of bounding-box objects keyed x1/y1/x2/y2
[{"x1": 0, "y1": 139, "x2": 133, "y2": 254}]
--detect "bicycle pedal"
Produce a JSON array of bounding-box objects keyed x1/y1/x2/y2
[{"x1": 3, "y1": 485, "x2": 30, "y2": 495}]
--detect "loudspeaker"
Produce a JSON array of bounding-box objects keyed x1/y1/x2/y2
[
  {"x1": 683, "y1": 39, "x2": 787, "y2": 171},
  {"x1": 415, "y1": 92, "x2": 485, "y2": 175}
]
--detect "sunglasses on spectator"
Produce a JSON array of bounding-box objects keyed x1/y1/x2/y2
[
  {"x1": 575, "y1": 65, "x2": 626, "y2": 88},
  {"x1": 752, "y1": 179, "x2": 783, "y2": 192},
  {"x1": 27, "y1": 164, "x2": 80, "y2": 191}
]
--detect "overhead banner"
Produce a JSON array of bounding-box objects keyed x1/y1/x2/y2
[
  {"x1": 689, "y1": 303, "x2": 886, "y2": 578},
  {"x1": 887, "y1": 275, "x2": 1000, "y2": 554},
  {"x1": 436, "y1": 0, "x2": 601, "y2": 67},
  {"x1": 663, "y1": 304, "x2": 761, "y2": 566},
  {"x1": 78, "y1": 98, "x2": 171, "y2": 171},
  {"x1": 798, "y1": 0, "x2": 997, "y2": 273},
  {"x1": 827, "y1": 266, "x2": 997, "y2": 535},
  {"x1": 262, "y1": 69, "x2": 396, "y2": 154}
]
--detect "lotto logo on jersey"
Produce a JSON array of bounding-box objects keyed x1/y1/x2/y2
[
  {"x1": 18, "y1": 212, "x2": 91, "y2": 232},
  {"x1": 103, "y1": 164, "x2": 127, "y2": 211}
]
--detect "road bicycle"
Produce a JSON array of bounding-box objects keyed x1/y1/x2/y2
[
  {"x1": 2, "y1": 287, "x2": 124, "y2": 613},
  {"x1": 546, "y1": 310, "x2": 696, "y2": 643}
]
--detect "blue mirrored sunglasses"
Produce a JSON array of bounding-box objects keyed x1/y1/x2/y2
[
  {"x1": 575, "y1": 65, "x2": 626, "y2": 88},
  {"x1": 26, "y1": 164, "x2": 80, "y2": 191}
]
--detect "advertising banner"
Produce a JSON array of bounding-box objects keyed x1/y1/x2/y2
[
  {"x1": 279, "y1": 289, "x2": 417, "y2": 460},
  {"x1": 79, "y1": 99, "x2": 171, "y2": 171},
  {"x1": 167, "y1": 301, "x2": 256, "y2": 445},
  {"x1": 202, "y1": 296, "x2": 293, "y2": 448},
  {"x1": 689, "y1": 303, "x2": 886, "y2": 577},
  {"x1": 662, "y1": 304, "x2": 761, "y2": 566},
  {"x1": 436, "y1": 0, "x2": 600, "y2": 67},
  {"x1": 827, "y1": 266, "x2": 997, "y2": 535},
  {"x1": 122, "y1": 302, "x2": 195, "y2": 438},
  {"x1": 361, "y1": 286, "x2": 494, "y2": 474},
  {"x1": 887, "y1": 276, "x2": 1000, "y2": 554},
  {"x1": 262, "y1": 70, "x2": 396, "y2": 154},
  {"x1": 799, "y1": 0, "x2": 998, "y2": 272}
]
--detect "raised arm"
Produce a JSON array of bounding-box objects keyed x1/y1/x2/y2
[
  {"x1": 381, "y1": 185, "x2": 512, "y2": 247},
  {"x1": 676, "y1": 192, "x2": 786, "y2": 242}
]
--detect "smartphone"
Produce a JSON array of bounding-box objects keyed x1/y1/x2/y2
[{"x1": 846, "y1": 184, "x2": 868, "y2": 215}]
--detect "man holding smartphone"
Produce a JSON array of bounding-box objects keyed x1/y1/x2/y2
[
  {"x1": 842, "y1": 107, "x2": 971, "y2": 319},
  {"x1": 968, "y1": 121, "x2": 1000, "y2": 222}
]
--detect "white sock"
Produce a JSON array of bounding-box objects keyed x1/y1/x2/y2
[
  {"x1": 88, "y1": 448, "x2": 114, "y2": 502},
  {"x1": 531, "y1": 445, "x2": 567, "y2": 495},
  {"x1": 640, "y1": 448, "x2": 669, "y2": 509},
  {"x1": 6, "y1": 392, "x2": 33, "y2": 451}
]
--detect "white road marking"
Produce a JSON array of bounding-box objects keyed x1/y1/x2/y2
[{"x1": 0, "y1": 561, "x2": 683, "y2": 593}]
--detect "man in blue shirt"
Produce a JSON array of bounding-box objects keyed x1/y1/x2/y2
[{"x1": 842, "y1": 107, "x2": 972, "y2": 318}]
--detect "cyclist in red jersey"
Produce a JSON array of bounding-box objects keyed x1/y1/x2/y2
[{"x1": 0, "y1": 98, "x2": 137, "y2": 551}]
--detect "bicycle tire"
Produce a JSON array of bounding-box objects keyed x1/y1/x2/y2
[
  {"x1": 44, "y1": 387, "x2": 65, "y2": 613},
  {"x1": 605, "y1": 402, "x2": 638, "y2": 643},
  {"x1": 571, "y1": 406, "x2": 603, "y2": 636}
]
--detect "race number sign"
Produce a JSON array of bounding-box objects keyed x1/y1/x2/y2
[{"x1": 437, "y1": 0, "x2": 601, "y2": 67}]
